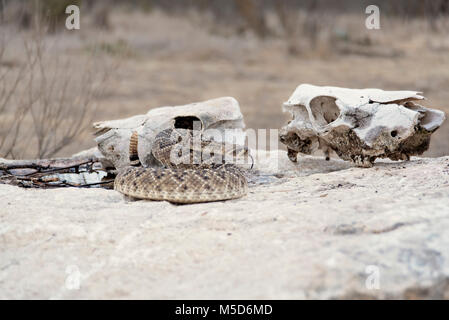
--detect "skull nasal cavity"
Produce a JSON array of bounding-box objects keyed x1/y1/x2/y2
[{"x1": 174, "y1": 116, "x2": 202, "y2": 130}]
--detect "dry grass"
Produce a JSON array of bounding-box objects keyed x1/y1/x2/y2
[{"x1": 1, "y1": 6, "x2": 448, "y2": 158}]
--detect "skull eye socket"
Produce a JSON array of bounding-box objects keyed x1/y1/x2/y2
[{"x1": 174, "y1": 116, "x2": 202, "y2": 130}]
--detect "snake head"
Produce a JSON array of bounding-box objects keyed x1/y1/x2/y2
[{"x1": 153, "y1": 128, "x2": 254, "y2": 170}]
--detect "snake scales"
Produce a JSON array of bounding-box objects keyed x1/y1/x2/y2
[{"x1": 114, "y1": 129, "x2": 249, "y2": 204}]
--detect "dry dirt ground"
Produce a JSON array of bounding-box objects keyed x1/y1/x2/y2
[{"x1": 2, "y1": 10, "x2": 448, "y2": 158}]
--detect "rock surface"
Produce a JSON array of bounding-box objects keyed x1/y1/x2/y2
[{"x1": 1, "y1": 152, "x2": 449, "y2": 299}]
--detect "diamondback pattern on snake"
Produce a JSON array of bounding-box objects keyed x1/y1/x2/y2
[{"x1": 114, "y1": 129, "x2": 249, "y2": 204}]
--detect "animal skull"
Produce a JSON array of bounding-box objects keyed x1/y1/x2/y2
[
  {"x1": 279, "y1": 84, "x2": 446, "y2": 167},
  {"x1": 94, "y1": 97, "x2": 246, "y2": 169}
]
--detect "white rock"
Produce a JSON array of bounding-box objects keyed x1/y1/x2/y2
[{"x1": 1, "y1": 153, "x2": 449, "y2": 299}]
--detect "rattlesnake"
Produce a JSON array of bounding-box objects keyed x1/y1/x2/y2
[{"x1": 114, "y1": 128, "x2": 250, "y2": 204}]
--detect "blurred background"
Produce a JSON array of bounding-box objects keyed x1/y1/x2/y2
[{"x1": 0, "y1": 0, "x2": 448, "y2": 159}]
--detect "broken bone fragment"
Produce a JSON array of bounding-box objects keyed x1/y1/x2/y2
[{"x1": 279, "y1": 84, "x2": 446, "y2": 167}]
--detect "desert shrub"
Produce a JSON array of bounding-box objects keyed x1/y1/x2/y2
[{"x1": 0, "y1": 24, "x2": 110, "y2": 159}]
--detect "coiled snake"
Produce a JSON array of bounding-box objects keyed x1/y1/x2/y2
[{"x1": 114, "y1": 129, "x2": 250, "y2": 204}]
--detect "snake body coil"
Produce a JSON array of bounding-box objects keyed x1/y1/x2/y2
[{"x1": 114, "y1": 129, "x2": 248, "y2": 204}]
